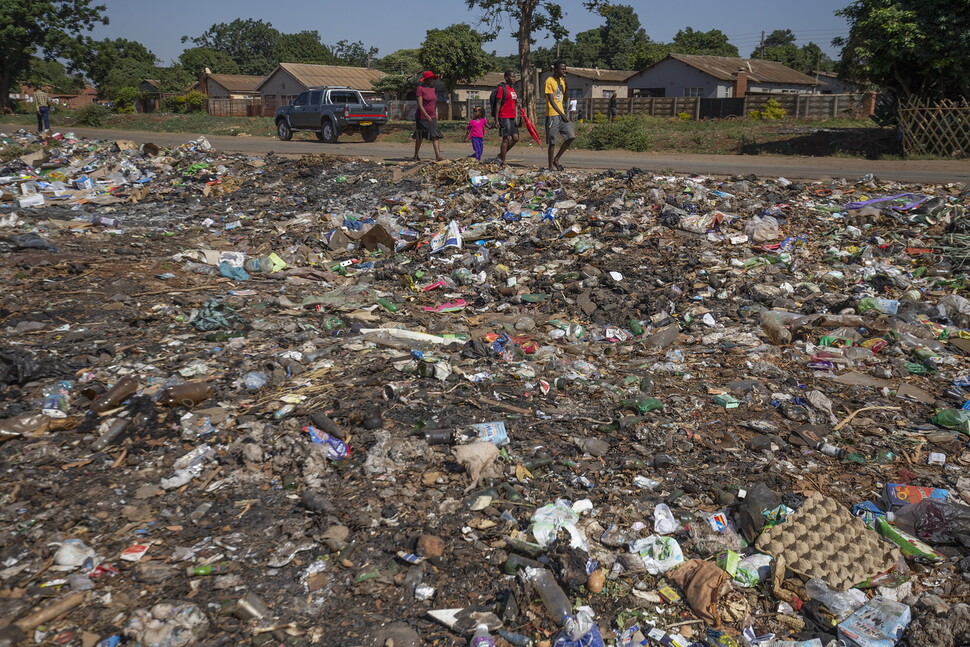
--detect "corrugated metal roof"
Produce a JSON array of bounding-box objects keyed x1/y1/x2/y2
[
  {"x1": 667, "y1": 54, "x2": 818, "y2": 85},
  {"x1": 566, "y1": 67, "x2": 638, "y2": 83},
  {"x1": 261, "y1": 63, "x2": 385, "y2": 91},
  {"x1": 208, "y1": 74, "x2": 264, "y2": 93}
]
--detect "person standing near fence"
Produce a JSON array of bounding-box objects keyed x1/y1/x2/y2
[
  {"x1": 545, "y1": 61, "x2": 575, "y2": 171},
  {"x1": 412, "y1": 71, "x2": 443, "y2": 162},
  {"x1": 495, "y1": 69, "x2": 519, "y2": 165},
  {"x1": 33, "y1": 87, "x2": 51, "y2": 133},
  {"x1": 608, "y1": 94, "x2": 618, "y2": 122}
]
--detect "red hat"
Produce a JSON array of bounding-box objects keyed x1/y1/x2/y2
[{"x1": 420, "y1": 71, "x2": 438, "y2": 81}]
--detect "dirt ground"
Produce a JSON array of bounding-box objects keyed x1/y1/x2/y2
[{"x1": 1, "y1": 132, "x2": 970, "y2": 647}]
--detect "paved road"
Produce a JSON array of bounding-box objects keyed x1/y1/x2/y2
[{"x1": 6, "y1": 123, "x2": 969, "y2": 184}]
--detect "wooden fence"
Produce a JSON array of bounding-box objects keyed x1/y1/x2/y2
[
  {"x1": 455, "y1": 93, "x2": 873, "y2": 122},
  {"x1": 898, "y1": 97, "x2": 970, "y2": 158},
  {"x1": 206, "y1": 97, "x2": 265, "y2": 117}
]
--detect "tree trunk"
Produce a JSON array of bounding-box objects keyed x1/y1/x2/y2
[
  {"x1": 0, "y1": 71, "x2": 12, "y2": 115},
  {"x1": 518, "y1": 0, "x2": 537, "y2": 125}
]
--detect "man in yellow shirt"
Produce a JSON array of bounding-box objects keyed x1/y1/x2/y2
[{"x1": 544, "y1": 61, "x2": 574, "y2": 171}]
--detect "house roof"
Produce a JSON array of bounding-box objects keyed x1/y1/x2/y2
[
  {"x1": 656, "y1": 54, "x2": 818, "y2": 86},
  {"x1": 208, "y1": 74, "x2": 264, "y2": 93},
  {"x1": 564, "y1": 67, "x2": 638, "y2": 83},
  {"x1": 258, "y1": 63, "x2": 385, "y2": 92},
  {"x1": 460, "y1": 72, "x2": 507, "y2": 88}
]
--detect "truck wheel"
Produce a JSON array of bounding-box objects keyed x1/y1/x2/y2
[
  {"x1": 362, "y1": 126, "x2": 379, "y2": 142},
  {"x1": 321, "y1": 120, "x2": 338, "y2": 143},
  {"x1": 276, "y1": 120, "x2": 292, "y2": 141}
]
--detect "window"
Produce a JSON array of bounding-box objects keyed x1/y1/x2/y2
[
  {"x1": 684, "y1": 87, "x2": 703, "y2": 97},
  {"x1": 466, "y1": 91, "x2": 480, "y2": 99},
  {"x1": 309, "y1": 90, "x2": 322, "y2": 105},
  {"x1": 293, "y1": 92, "x2": 308, "y2": 106},
  {"x1": 330, "y1": 92, "x2": 354, "y2": 104},
  {"x1": 567, "y1": 89, "x2": 583, "y2": 99},
  {"x1": 603, "y1": 90, "x2": 616, "y2": 98}
]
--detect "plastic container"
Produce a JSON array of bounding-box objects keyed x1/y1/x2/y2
[
  {"x1": 469, "y1": 624, "x2": 496, "y2": 647},
  {"x1": 804, "y1": 578, "x2": 867, "y2": 621},
  {"x1": 157, "y1": 382, "x2": 214, "y2": 407},
  {"x1": 525, "y1": 567, "x2": 573, "y2": 626}
]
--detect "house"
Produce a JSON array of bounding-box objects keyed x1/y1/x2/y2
[
  {"x1": 194, "y1": 73, "x2": 264, "y2": 99},
  {"x1": 627, "y1": 53, "x2": 818, "y2": 98},
  {"x1": 453, "y1": 72, "x2": 506, "y2": 102},
  {"x1": 811, "y1": 70, "x2": 862, "y2": 95},
  {"x1": 257, "y1": 63, "x2": 385, "y2": 107},
  {"x1": 52, "y1": 86, "x2": 97, "y2": 109},
  {"x1": 540, "y1": 66, "x2": 636, "y2": 99}
]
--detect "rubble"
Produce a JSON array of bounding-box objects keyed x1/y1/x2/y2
[{"x1": 1, "y1": 127, "x2": 970, "y2": 646}]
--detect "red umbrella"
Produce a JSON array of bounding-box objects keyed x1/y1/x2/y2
[{"x1": 519, "y1": 108, "x2": 541, "y2": 145}]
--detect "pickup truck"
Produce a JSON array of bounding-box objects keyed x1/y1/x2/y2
[{"x1": 275, "y1": 87, "x2": 388, "y2": 143}]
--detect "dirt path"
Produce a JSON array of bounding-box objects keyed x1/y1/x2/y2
[{"x1": 5, "y1": 123, "x2": 968, "y2": 184}]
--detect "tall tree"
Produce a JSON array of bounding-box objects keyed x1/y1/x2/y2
[
  {"x1": 332, "y1": 40, "x2": 379, "y2": 67},
  {"x1": 670, "y1": 28, "x2": 739, "y2": 57},
  {"x1": 834, "y1": 0, "x2": 970, "y2": 100},
  {"x1": 629, "y1": 41, "x2": 672, "y2": 70},
  {"x1": 466, "y1": 0, "x2": 568, "y2": 122},
  {"x1": 274, "y1": 31, "x2": 335, "y2": 65},
  {"x1": 156, "y1": 65, "x2": 193, "y2": 93},
  {"x1": 178, "y1": 47, "x2": 239, "y2": 76},
  {"x1": 376, "y1": 49, "x2": 421, "y2": 75},
  {"x1": 26, "y1": 58, "x2": 85, "y2": 94},
  {"x1": 98, "y1": 57, "x2": 155, "y2": 100},
  {"x1": 87, "y1": 38, "x2": 156, "y2": 89},
  {"x1": 420, "y1": 23, "x2": 493, "y2": 119},
  {"x1": 0, "y1": 0, "x2": 108, "y2": 113},
  {"x1": 184, "y1": 19, "x2": 281, "y2": 75},
  {"x1": 598, "y1": 4, "x2": 647, "y2": 69},
  {"x1": 764, "y1": 29, "x2": 797, "y2": 48}
]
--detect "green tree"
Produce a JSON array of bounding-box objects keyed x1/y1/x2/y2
[
  {"x1": 376, "y1": 48, "x2": 421, "y2": 74},
  {"x1": 156, "y1": 64, "x2": 193, "y2": 93},
  {"x1": 834, "y1": 0, "x2": 970, "y2": 99},
  {"x1": 466, "y1": 0, "x2": 569, "y2": 122},
  {"x1": 372, "y1": 73, "x2": 415, "y2": 99},
  {"x1": 764, "y1": 29, "x2": 797, "y2": 48},
  {"x1": 420, "y1": 23, "x2": 493, "y2": 120},
  {"x1": 332, "y1": 40, "x2": 379, "y2": 67},
  {"x1": 598, "y1": 4, "x2": 647, "y2": 69},
  {"x1": 99, "y1": 57, "x2": 155, "y2": 100},
  {"x1": 751, "y1": 32, "x2": 834, "y2": 74},
  {"x1": 629, "y1": 41, "x2": 672, "y2": 70},
  {"x1": 670, "y1": 28, "x2": 739, "y2": 57},
  {"x1": 179, "y1": 47, "x2": 239, "y2": 76},
  {"x1": 274, "y1": 31, "x2": 335, "y2": 65},
  {"x1": 26, "y1": 58, "x2": 85, "y2": 94},
  {"x1": 184, "y1": 19, "x2": 281, "y2": 75},
  {"x1": 0, "y1": 0, "x2": 108, "y2": 113},
  {"x1": 87, "y1": 38, "x2": 156, "y2": 89}
]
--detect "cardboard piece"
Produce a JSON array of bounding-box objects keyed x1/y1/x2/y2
[
  {"x1": 114, "y1": 140, "x2": 137, "y2": 151},
  {"x1": 829, "y1": 372, "x2": 893, "y2": 389},
  {"x1": 895, "y1": 383, "x2": 936, "y2": 404},
  {"x1": 355, "y1": 224, "x2": 395, "y2": 250}
]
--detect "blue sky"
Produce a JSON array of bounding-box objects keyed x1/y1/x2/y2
[{"x1": 89, "y1": 0, "x2": 852, "y2": 66}]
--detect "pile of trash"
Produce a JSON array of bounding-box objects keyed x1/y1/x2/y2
[{"x1": 2, "y1": 130, "x2": 970, "y2": 647}]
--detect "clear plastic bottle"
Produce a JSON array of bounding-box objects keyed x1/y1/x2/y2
[
  {"x1": 469, "y1": 624, "x2": 496, "y2": 647},
  {"x1": 525, "y1": 568, "x2": 573, "y2": 626}
]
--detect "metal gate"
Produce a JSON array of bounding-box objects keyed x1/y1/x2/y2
[{"x1": 699, "y1": 98, "x2": 746, "y2": 119}]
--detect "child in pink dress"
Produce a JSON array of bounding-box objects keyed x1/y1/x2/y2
[{"x1": 465, "y1": 107, "x2": 488, "y2": 160}]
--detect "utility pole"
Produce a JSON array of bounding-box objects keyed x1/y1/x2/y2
[
  {"x1": 759, "y1": 31, "x2": 765, "y2": 58},
  {"x1": 556, "y1": 42, "x2": 560, "y2": 59}
]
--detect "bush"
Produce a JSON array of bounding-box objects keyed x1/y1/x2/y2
[
  {"x1": 114, "y1": 86, "x2": 143, "y2": 114},
  {"x1": 173, "y1": 90, "x2": 207, "y2": 114},
  {"x1": 676, "y1": 112, "x2": 692, "y2": 120},
  {"x1": 750, "y1": 98, "x2": 787, "y2": 120},
  {"x1": 73, "y1": 103, "x2": 110, "y2": 127},
  {"x1": 576, "y1": 115, "x2": 652, "y2": 152}
]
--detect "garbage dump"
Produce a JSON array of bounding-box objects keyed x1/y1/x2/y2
[{"x1": 2, "y1": 127, "x2": 970, "y2": 647}]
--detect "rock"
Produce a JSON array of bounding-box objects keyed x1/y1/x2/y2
[{"x1": 416, "y1": 534, "x2": 445, "y2": 558}]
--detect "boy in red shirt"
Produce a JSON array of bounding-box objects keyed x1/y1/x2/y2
[{"x1": 495, "y1": 70, "x2": 519, "y2": 165}]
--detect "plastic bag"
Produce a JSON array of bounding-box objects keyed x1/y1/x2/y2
[
  {"x1": 653, "y1": 503, "x2": 679, "y2": 535},
  {"x1": 734, "y1": 554, "x2": 773, "y2": 588},
  {"x1": 804, "y1": 578, "x2": 867, "y2": 622},
  {"x1": 891, "y1": 499, "x2": 970, "y2": 547},
  {"x1": 531, "y1": 501, "x2": 587, "y2": 550},
  {"x1": 629, "y1": 535, "x2": 684, "y2": 574}
]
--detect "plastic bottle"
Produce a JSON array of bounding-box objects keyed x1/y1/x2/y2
[
  {"x1": 91, "y1": 417, "x2": 130, "y2": 451},
  {"x1": 183, "y1": 261, "x2": 218, "y2": 276},
  {"x1": 157, "y1": 382, "x2": 214, "y2": 407},
  {"x1": 469, "y1": 624, "x2": 496, "y2": 647},
  {"x1": 525, "y1": 568, "x2": 573, "y2": 627},
  {"x1": 858, "y1": 297, "x2": 899, "y2": 315},
  {"x1": 90, "y1": 376, "x2": 140, "y2": 414}
]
